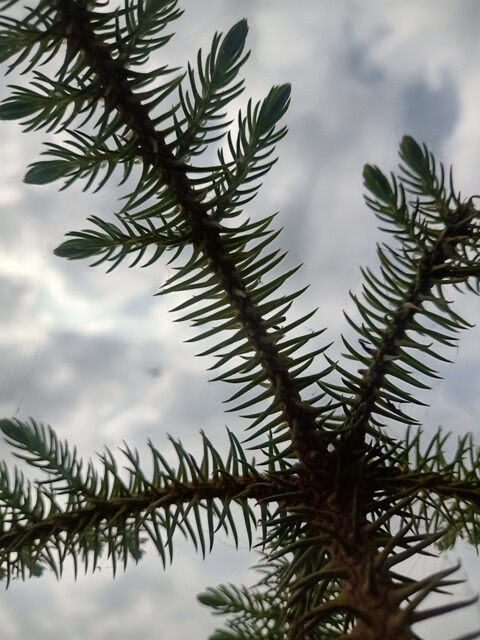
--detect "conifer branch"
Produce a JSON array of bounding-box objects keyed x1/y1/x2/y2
[
  {"x1": 0, "y1": 417, "x2": 302, "y2": 582},
  {"x1": 41, "y1": 0, "x2": 328, "y2": 465}
]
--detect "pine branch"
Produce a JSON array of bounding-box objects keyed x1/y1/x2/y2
[
  {"x1": 0, "y1": 418, "x2": 302, "y2": 582},
  {"x1": 17, "y1": 0, "x2": 325, "y2": 464}
]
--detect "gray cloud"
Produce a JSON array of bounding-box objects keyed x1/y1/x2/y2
[{"x1": 401, "y1": 75, "x2": 459, "y2": 150}]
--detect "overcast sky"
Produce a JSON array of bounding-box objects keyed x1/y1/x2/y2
[{"x1": 2, "y1": 1, "x2": 480, "y2": 639}]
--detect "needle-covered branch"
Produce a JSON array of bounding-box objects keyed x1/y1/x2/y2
[{"x1": 0, "y1": 417, "x2": 302, "y2": 583}]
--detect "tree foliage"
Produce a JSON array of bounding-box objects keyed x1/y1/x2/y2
[{"x1": 1, "y1": 2, "x2": 480, "y2": 639}]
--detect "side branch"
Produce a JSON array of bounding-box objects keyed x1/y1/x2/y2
[
  {"x1": 379, "y1": 466, "x2": 480, "y2": 507},
  {"x1": 52, "y1": 0, "x2": 324, "y2": 464},
  {"x1": 341, "y1": 200, "x2": 479, "y2": 459},
  {"x1": 0, "y1": 470, "x2": 300, "y2": 579}
]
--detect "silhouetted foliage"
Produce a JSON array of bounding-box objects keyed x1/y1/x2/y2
[{"x1": 1, "y1": 2, "x2": 480, "y2": 639}]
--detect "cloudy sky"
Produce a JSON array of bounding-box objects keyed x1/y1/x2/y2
[{"x1": 2, "y1": 1, "x2": 480, "y2": 638}]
